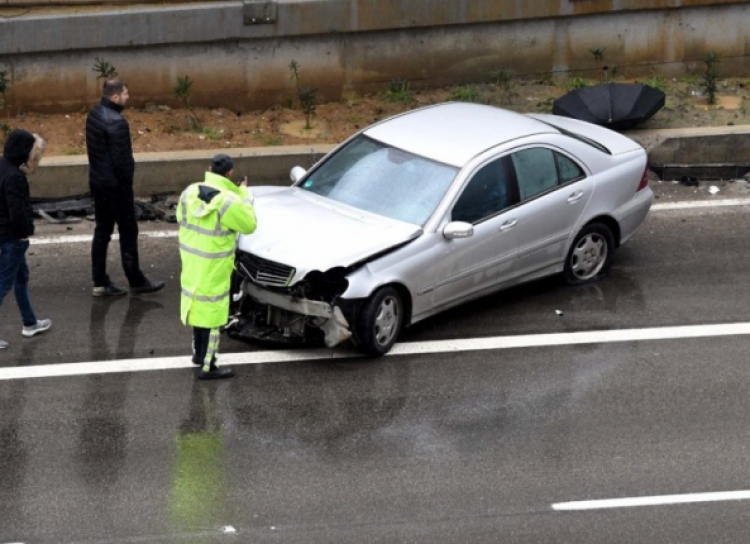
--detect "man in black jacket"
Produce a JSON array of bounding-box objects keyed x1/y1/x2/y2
[
  {"x1": 0, "y1": 129, "x2": 52, "y2": 348},
  {"x1": 86, "y1": 78, "x2": 164, "y2": 297}
]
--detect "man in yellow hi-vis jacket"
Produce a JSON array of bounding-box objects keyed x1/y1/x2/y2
[{"x1": 177, "y1": 154, "x2": 256, "y2": 379}]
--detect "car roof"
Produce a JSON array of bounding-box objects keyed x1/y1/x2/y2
[{"x1": 363, "y1": 102, "x2": 559, "y2": 167}]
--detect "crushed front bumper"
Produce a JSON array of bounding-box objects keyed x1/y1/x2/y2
[{"x1": 226, "y1": 279, "x2": 353, "y2": 347}]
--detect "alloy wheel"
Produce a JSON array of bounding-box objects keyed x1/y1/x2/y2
[{"x1": 570, "y1": 233, "x2": 608, "y2": 281}]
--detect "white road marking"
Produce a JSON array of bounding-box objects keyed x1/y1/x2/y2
[
  {"x1": 31, "y1": 230, "x2": 177, "y2": 245},
  {"x1": 553, "y1": 490, "x2": 750, "y2": 511},
  {"x1": 651, "y1": 198, "x2": 750, "y2": 211},
  {"x1": 26, "y1": 198, "x2": 750, "y2": 246},
  {"x1": 3, "y1": 321, "x2": 750, "y2": 381}
]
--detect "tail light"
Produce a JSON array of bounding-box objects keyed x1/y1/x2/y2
[{"x1": 636, "y1": 167, "x2": 650, "y2": 192}]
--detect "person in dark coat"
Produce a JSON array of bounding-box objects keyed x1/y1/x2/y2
[
  {"x1": 0, "y1": 129, "x2": 52, "y2": 348},
  {"x1": 86, "y1": 77, "x2": 164, "y2": 297}
]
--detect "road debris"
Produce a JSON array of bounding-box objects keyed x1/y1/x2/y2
[
  {"x1": 38, "y1": 209, "x2": 83, "y2": 224},
  {"x1": 708, "y1": 185, "x2": 720, "y2": 195},
  {"x1": 555, "y1": 310, "x2": 564, "y2": 316}
]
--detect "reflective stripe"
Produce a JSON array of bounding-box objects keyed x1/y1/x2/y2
[
  {"x1": 218, "y1": 197, "x2": 234, "y2": 221},
  {"x1": 179, "y1": 190, "x2": 233, "y2": 237},
  {"x1": 179, "y1": 242, "x2": 234, "y2": 260},
  {"x1": 180, "y1": 221, "x2": 233, "y2": 237},
  {"x1": 182, "y1": 288, "x2": 230, "y2": 302},
  {"x1": 203, "y1": 328, "x2": 220, "y2": 370}
]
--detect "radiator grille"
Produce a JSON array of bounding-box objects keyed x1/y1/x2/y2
[{"x1": 237, "y1": 252, "x2": 295, "y2": 287}]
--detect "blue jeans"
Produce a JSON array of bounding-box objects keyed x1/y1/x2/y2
[{"x1": 0, "y1": 239, "x2": 37, "y2": 327}]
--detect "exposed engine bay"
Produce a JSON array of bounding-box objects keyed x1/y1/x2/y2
[{"x1": 224, "y1": 251, "x2": 358, "y2": 348}]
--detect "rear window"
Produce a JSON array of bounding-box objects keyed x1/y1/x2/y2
[{"x1": 535, "y1": 119, "x2": 612, "y2": 155}]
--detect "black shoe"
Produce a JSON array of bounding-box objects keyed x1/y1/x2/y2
[
  {"x1": 93, "y1": 284, "x2": 128, "y2": 297},
  {"x1": 197, "y1": 365, "x2": 236, "y2": 380},
  {"x1": 130, "y1": 279, "x2": 165, "y2": 295}
]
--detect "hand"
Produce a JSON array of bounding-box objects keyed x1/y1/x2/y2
[{"x1": 240, "y1": 176, "x2": 248, "y2": 187}]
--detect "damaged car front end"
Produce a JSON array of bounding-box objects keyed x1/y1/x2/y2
[{"x1": 226, "y1": 252, "x2": 357, "y2": 348}]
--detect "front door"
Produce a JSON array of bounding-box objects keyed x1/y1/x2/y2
[{"x1": 430, "y1": 156, "x2": 521, "y2": 310}]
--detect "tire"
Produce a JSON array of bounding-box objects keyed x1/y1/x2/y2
[
  {"x1": 563, "y1": 223, "x2": 615, "y2": 286},
  {"x1": 355, "y1": 286, "x2": 404, "y2": 357}
]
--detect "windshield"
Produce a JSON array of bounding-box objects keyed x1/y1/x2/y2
[{"x1": 299, "y1": 136, "x2": 458, "y2": 225}]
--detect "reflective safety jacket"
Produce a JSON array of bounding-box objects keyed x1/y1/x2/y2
[{"x1": 178, "y1": 171, "x2": 257, "y2": 328}]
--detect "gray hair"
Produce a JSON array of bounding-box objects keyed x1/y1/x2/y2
[{"x1": 20, "y1": 133, "x2": 46, "y2": 174}]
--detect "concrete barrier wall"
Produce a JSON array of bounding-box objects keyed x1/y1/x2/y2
[
  {"x1": 2, "y1": 1, "x2": 750, "y2": 112},
  {"x1": 30, "y1": 144, "x2": 336, "y2": 198},
  {"x1": 27, "y1": 126, "x2": 750, "y2": 199}
]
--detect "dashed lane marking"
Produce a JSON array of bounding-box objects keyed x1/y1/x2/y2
[
  {"x1": 3, "y1": 321, "x2": 750, "y2": 381},
  {"x1": 553, "y1": 490, "x2": 750, "y2": 511}
]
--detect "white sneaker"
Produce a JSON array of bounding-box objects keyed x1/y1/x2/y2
[
  {"x1": 22, "y1": 319, "x2": 52, "y2": 338},
  {"x1": 0, "y1": 339, "x2": 8, "y2": 349}
]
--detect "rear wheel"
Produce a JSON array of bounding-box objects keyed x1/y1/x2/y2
[
  {"x1": 355, "y1": 286, "x2": 403, "y2": 357},
  {"x1": 563, "y1": 223, "x2": 615, "y2": 285}
]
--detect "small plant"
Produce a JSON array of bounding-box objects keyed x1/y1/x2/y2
[
  {"x1": 566, "y1": 76, "x2": 591, "y2": 91},
  {"x1": 538, "y1": 97, "x2": 555, "y2": 114},
  {"x1": 492, "y1": 69, "x2": 518, "y2": 104},
  {"x1": 61, "y1": 146, "x2": 86, "y2": 156},
  {"x1": 0, "y1": 70, "x2": 11, "y2": 143},
  {"x1": 172, "y1": 75, "x2": 202, "y2": 131},
  {"x1": 0, "y1": 123, "x2": 11, "y2": 144},
  {"x1": 255, "y1": 133, "x2": 283, "y2": 146},
  {"x1": 644, "y1": 74, "x2": 667, "y2": 92},
  {"x1": 0, "y1": 70, "x2": 10, "y2": 113},
  {"x1": 288, "y1": 60, "x2": 318, "y2": 129},
  {"x1": 384, "y1": 78, "x2": 414, "y2": 104},
  {"x1": 201, "y1": 127, "x2": 223, "y2": 141},
  {"x1": 92, "y1": 57, "x2": 118, "y2": 80},
  {"x1": 700, "y1": 51, "x2": 721, "y2": 105},
  {"x1": 451, "y1": 85, "x2": 481, "y2": 103}
]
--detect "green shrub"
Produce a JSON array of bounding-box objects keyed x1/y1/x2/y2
[
  {"x1": 92, "y1": 57, "x2": 117, "y2": 80},
  {"x1": 173, "y1": 75, "x2": 202, "y2": 131},
  {"x1": 451, "y1": 85, "x2": 481, "y2": 103},
  {"x1": 566, "y1": 77, "x2": 591, "y2": 91},
  {"x1": 384, "y1": 78, "x2": 414, "y2": 104},
  {"x1": 700, "y1": 52, "x2": 721, "y2": 105},
  {"x1": 289, "y1": 60, "x2": 318, "y2": 129}
]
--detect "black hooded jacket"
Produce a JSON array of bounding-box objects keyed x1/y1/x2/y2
[
  {"x1": 0, "y1": 129, "x2": 36, "y2": 244},
  {"x1": 86, "y1": 98, "x2": 135, "y2": 190}
]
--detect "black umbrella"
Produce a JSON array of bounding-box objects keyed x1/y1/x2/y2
[{"x1": 552, "y1": 83, "x2": 665, "y2": 131}]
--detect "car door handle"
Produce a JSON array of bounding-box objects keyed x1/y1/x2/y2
[
  {"x1": 499, "y1": 219, "x2": 517, "y2": 231},
  {"x1": 568, "y1": 191, "x2": 584, "y2": 203}
]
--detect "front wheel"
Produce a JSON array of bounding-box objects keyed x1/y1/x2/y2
[
  {"x1": 563, "y1": 223, "x2": 615, "y2": 285},
  {"x1": 354, "y1": 286, "x2": 403, "y2": 357}
]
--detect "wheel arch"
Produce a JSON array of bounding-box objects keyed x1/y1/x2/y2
[{"x1": 581, "y1": 215, "x2": 621, "y2": 248}]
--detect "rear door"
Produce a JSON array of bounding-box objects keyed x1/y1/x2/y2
[{"x1": 509, "y1": 146, "x2": 594, "y2": 278}]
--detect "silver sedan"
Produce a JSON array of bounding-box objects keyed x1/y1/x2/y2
[{"x1": 228, "y1": 103, "x2": 653, "y2": 355}]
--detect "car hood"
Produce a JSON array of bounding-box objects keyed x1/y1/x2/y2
[{"x1": 237, "y1": 187, "x2": 423, "y2": 285}]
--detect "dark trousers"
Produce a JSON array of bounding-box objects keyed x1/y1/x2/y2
[
  {"x1": 192, "y1": 327, "x2": 220, "y2": 368},
  {"x1": 0, "y1": 239, "x2": 37, "y2": 327},
  {"x1": 91, "y1": 187, "x2": 147, "y2": 288}
]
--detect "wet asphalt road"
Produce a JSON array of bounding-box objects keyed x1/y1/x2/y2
[{"x1": 2, "y1": 203, "x2": 750, "y2": 543}]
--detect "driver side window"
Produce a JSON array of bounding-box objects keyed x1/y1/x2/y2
[{"x1": 452, "y1": 157, "x2": 516, "y2": 224}]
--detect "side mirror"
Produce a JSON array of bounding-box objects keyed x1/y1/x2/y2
[
  {"x1": 443, "y1": 221, "x2": 474, "y2": 240},
  {"x1": 290, "y1": 166, "x2": 307, "y2": 184}
]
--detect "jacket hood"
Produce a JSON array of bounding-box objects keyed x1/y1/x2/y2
[
  {"x1": 3, "y1": 129, "x2": 35, "y2": 167},
  {"x1": 191, "y1": 171, "x2": 239, "y2": 218}
]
